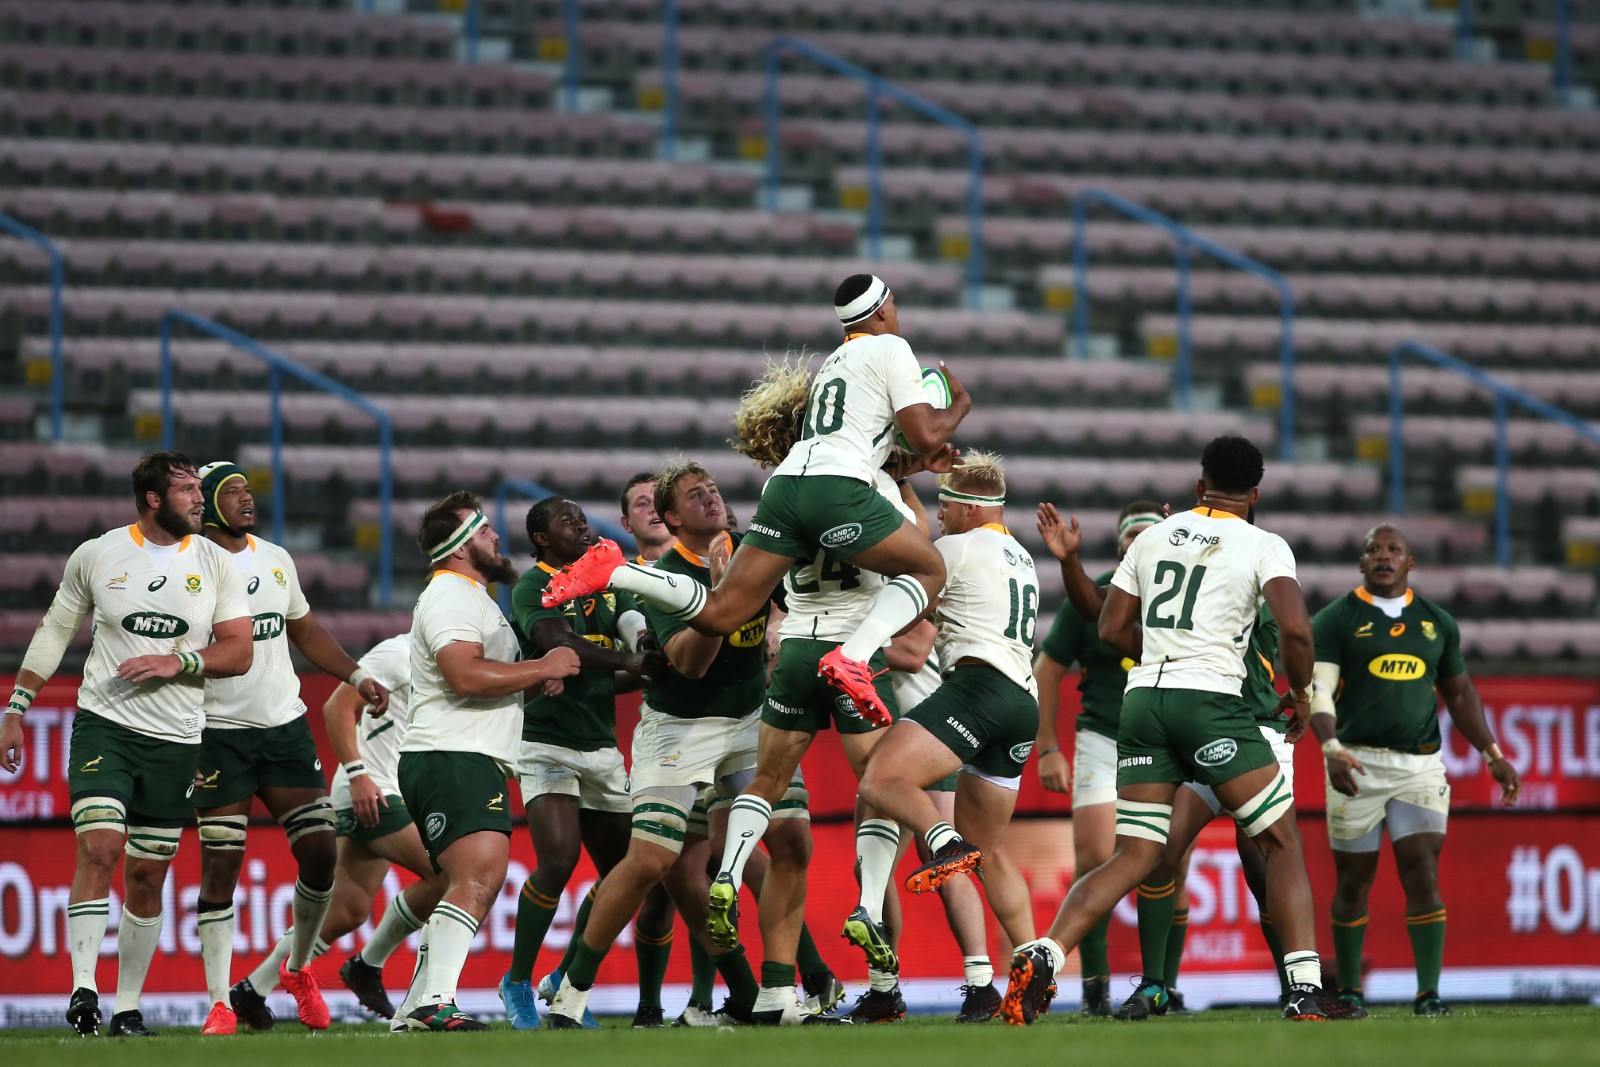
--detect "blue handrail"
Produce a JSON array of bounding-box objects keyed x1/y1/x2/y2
[
  {"x1": 464, "y1": 0, "x2": 480, "y2": 63},
  {"x1": 1455, "y1": 0, "x2": 1476, "y2": 60},
  {"x1": 1071, "y1": 188, "x2": 1297, "y2": 460},
  {"x1": 554, "y1": 0, "x2": 678, "y2": 158},
  {"x1": 1555, "y1": 0, "x2": 1573, "y2": 107},
  {"x1": 159, "y1": 310, "x2": 395, "y2": 609},
  {"x1": 562, "y1": 0, "x2": 579, "y2": 111},
  {"x1": 0, "y1": 211, "x2": 65, "y2": 442},
  {"x1": 762, "y1": 35, "x2": 985, "y2": 310},
  {"x1": 1387, "y1": 340, "x2": 1600, "y2": 568},
  {"x1": 493, "y1": 477, "x2": 636, "y2": 614}
]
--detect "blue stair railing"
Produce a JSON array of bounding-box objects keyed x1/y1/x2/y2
[{"x1": 1, "y1": 211, "x2": 65, "y2": 442}]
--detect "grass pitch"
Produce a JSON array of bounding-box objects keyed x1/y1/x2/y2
[{"x1": 4, "y1": 1004, "x2": 1594, "y2": 1067}]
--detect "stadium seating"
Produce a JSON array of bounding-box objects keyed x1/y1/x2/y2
[{"x1": 2, "y1": 0, "x2": 1596, "y2": 673}]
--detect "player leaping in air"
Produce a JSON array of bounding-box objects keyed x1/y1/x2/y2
[{"x1": 541, "y1": 274, "x2": 970, "y2": 724}]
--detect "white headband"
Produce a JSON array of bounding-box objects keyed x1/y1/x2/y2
[
  {"x1": 428, "y1": 510, "x2": 486, "y2": 563},
  {"x1": 836, "y1": 276, "x2": 890, "y2": 325},
  {"x1": 1118, "y1": 513, "x2": 1162, "y2": 538},
  {"x1": 939, "y1": 487, "x2": 1005, "y2": 507}
]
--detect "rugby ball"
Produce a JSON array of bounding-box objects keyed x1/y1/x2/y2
[{"x1": 896, "y1": 368, "x2": 952, "y2": 450}]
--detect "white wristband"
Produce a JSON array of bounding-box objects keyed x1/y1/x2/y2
[
  {"x1": 343, "y1": 761, "x2": 369, "y2": 781},
  {"x1": 6, "y1": 686, "x2": 36, "y2": 718},
  {"x1": 1321, "y1": 738, "x2": 1348, "y2": 758},
  {"x1": 349, "y1": 667, "x2": 373, "y2": 690}
]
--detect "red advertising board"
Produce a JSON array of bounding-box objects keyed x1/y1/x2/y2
[{"x1": 0, "y1": 815, "x2": 1595, "y2": 1008}]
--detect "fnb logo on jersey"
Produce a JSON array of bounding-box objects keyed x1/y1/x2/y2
[
  {"x1": 251, "y1": 613, "x2": 285, "y2": 641},
  {"x1": 119, "y1": 613, "x2": 190, "y2": 638},
  {"x1": 1194, "y1": 738, "x2": 1238, "y2": 766},
  {"x1": 1369, "y1": 654, "x2": 1425, "y2": 680}
]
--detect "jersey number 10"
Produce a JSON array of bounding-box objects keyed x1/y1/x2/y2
[
  {"x1": 1146, "y1": 562, "x2": 1208, "y2": 630},
  {"x1": 802, "y1": 378, "x2": 848, "y2": 439}
]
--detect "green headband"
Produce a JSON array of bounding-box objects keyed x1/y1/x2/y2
[
  {"x1": 428, "y1": 510, "x2": 487, "y2": 563},
  {"x1": 1118, "y1": 513, "x2": 1162, "y2": 538},
  {"x1": 939, "y1": 487, "x2": 1005, "y2": 507},
  {"x1": 197, "y1": 460, "x2": 247, "y2": 534}
]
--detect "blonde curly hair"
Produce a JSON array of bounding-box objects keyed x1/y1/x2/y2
[
  {"x1": 729, "y1": 354, "x2": 813, "y2": 469},
  {"x1": 938, "y1": 449, "x2": 1006, "y2": 502}
]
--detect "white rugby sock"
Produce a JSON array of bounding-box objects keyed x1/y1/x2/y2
[
  {"x1": 67, "y1": 899, "x2": 109, "y2": 994},
  {"x1": 1284, "y1": 950, "x2": 1322, "y2": 989},
  {"x1": 420, "y1": 902, "x2": 479, "y2": 1005},
  {"x1": 718, "y1": 795, "x2": 772, "y2": 889},
  {"x1": 113, "y1": 909, "x2": 163, "y2": 1014},
  {"x1": 249, "y1": 929, "x2": 293, "y2": 993},
  {"x1": 855, "y1": 819, "x2": 900, "y2": 922},
  {"x1": 288, "y1": 879, "x2": 334, "y2": 971},
  {"x1": 394, "y1": 924, "x2": 432, "y2": 1020},
  {"x1": 197, "y1": 900, "x2": 236, "y2": 1004},
  {"x1": 924, "y1": 821, "x2": 961, "y2": 854},
  {"x1": 609, "y1": 562, "x2": 707, "y2": 621},
  {"x1": 361, "y1": 888, "x2": 427, "y2": 967},
  {"x1": 963, "y1": 956, "x2": 994, "y2": 989},
  {"x1": 868, "y1": 967, "x2": 898, "y2": 993},
  {"x1": 840, "y1": 577, "x2": 929, "y2": 662}
]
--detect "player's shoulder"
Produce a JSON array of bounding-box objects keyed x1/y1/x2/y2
[
  {"x1": 188, "y1": 533, "x2": 236, "y2": 566},
  {"x1": 247, "y1": 534, "x2": 293, "y2": 562},
  {"x1": 512, "y1": 563, "x2": 554, "y2": 596},
  {"x1": 1408, "y1": 590, "x2": 1457, "y2": 627}
]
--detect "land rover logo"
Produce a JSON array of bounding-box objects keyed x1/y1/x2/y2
[
  {"x1": 120, "y1": 612, "x2": 190, "y2": 638},
  {"x1": 1010, "y1": 741, "x2": 1035, "y2": 762},
  {"x1": 147, "y1": 576, "x2": 167, "y2": 591},
  {"x1": 247, "y1": 576, "x2": 260, "y2": 594},
  {"x1": 425, "y1": 813, "x2": 447, "y2": 840},
  {"x1": 252, "y1": 612, "x2": 285, "y2": 641},
  {"x1": 1194, "y1": 738, "x2": 1238, "y2": 766},
  {"x1": 820, "y1": 523, "x2": 862, "y2": 549}
]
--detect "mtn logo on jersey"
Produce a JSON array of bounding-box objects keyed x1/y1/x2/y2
[
  {"x1": 120, "y1": 612, "x2": 190, "y2": 638},
  {"x1": 820, "y1": 523, "x2": 863, "y2": 549},
  {"x1": 1194, "y1": 738, "x2": 1238, "y2": 766},
  {"x1": 252, "y1": 612, "x2": 285, "y2": 641},
  {"x1": 1368, "y1": 654, "x2": 1425, "y2": 680},
  {"x1": 728, "y1": 616, "x2": 768, "y2": 648}
]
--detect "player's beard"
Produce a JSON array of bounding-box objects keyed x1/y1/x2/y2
[
  {"x1": 468, "y1": 541, "x2": 517, "y2": 586},
  {"x1": 155, "y1": 496, "x2": 200, "y2": 539}
]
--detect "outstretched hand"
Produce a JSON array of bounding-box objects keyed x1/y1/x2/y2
[{"x1": 1035, "y1": 503, "x2": 1082, "y2": 562}]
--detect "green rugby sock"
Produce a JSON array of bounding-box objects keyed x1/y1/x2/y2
[
  {"x1": 1135, "y1": 879, "x2": 1177, "y2": 985},
  {"x1": 712, "y1": 945, "x2": 759, "y2": 1012},
  {"x1": 1406, "y1": 908, "x2": 1446, "y2": 994},
  {"x1": 559, "y1": 885, "x2": 598, "y2": 973},
  {"x1": 761, "y1": 960, "x2": 796, "y2": 990},
  {"x1": 634, "y1": 923, "x2": 673, "y2": 1010},
  {"x1": 796, "y1": 923, "x2": 828, "y2": 977},
  {"x1": 566, "y1": 938, "x2": 609, "y2": 991},
  {"x1": 690, "y1": 935, "x2": 717, "y2": 1005},
  {"x1": 1079, "y1": 910, "x2": 1111, "y2": 980},
  {"x1": 1164, "y1": 907, "x2": 1189, "y2": 991},
  {"x1": 1331, "y1": 911, "x2": 1368, "y2": 993},
  {"x1": 508, "y1": 876, "x2": 560, "y2": 984},
  {"x1": 1259, "y1": 912, "x2": 1290, "y2": 997}
]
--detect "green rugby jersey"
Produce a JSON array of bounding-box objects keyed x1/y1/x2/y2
[
  {"x1": 1244, "y1": 602, "x2": 1285, "y2": 732},
  {"x1": 510, "y1": 561, "x2": 637, "y2": 752},
  {"x1": 1038, "y1": 571, "x2": 1128, "y2": 741},
  {"x1": 642, "y1": 534, "x2": 770, "y2": 720},
  {"x1": 1311, "y1": 587, "x2": 1465, "y2": 754}
]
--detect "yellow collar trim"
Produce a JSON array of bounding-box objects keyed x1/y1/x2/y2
[
  {"x1": 129, "y1": 524, "x2": 190, "y2": 550},
  {"x1": 431, "y1": 568, "x2": 483, "y2": 588},
  {"x1": 1354, "y1": 586, "x2": 1413, "y2": 606},
  {"x1": 536, "y1": 561, "x2": 559, "y2": 576},
  {"x1": 671, "y1": 532, "x2": 731, "y2": 567},
  {"x1": 979, "y1": 522, "x2": 1011, "y2": 535}
]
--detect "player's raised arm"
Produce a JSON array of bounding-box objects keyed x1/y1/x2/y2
[{"x1": 895, "y1": 360, "x2": 971, "y2": 457}]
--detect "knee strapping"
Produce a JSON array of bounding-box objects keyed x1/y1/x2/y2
[
  {"x1": 631, "y1": 800, "x2": 689, "y2": 854},
  {"x1": 770, "y1": 775, "x2": 811, "y2": 821},
  {"x1": 197, "y1": 813, "x2": 249, "y2": 851},
  {"x1": 125, "y1": 825, "x2": 182, "y2": 861},
  {"x1": 278, "y1": 798, "x2": 336, "y2": 845},
  {"x1": 1231, "y1": 772, "x2": 1293, "y2": 838},
  {"x1": 71, "y1": 795, "x2": 127, "y2": 836},
  {"x1": 1115, "y1": 800, "x2": 1173, "y2": 844}
]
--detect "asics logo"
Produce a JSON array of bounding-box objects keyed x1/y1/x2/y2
[{"x1": 148, "y1": 576, "x2": 167, "y2": 591}]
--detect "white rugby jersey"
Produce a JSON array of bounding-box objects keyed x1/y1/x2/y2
[
  {"x1": 772, "y1": 333, "x2": 928, "y2": 484},
  {"x1": 891, "y1": 650, "x2": 941, "y2": 716},
  {"x1": 203, "y1": 536, "x2": 311, "y2": 729},
  {"x1": 779, "y1": 470, "x2": 911, "y2": 643},
  {"x1": 932, "y1": 524, "x2": 1040, "y2": 696},
  {"x1": 32, "y1": 525, "x2": 249, "y2": 743},
  {"x1": 329, "y1": 632, "x2": 412, "y2": 796},
  {"x1": 1111, "y1": 507, "x2": 1297, "y2": 696},
  {"x1": 402, "y1": 570, "x2": 522, "y2": 770}
]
